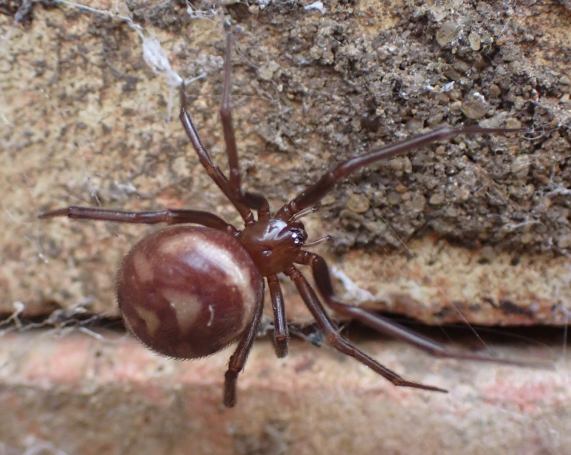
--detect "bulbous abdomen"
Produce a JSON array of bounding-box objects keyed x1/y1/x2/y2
[{"x1": 117, "y1": 225, "x2": 263, "y2": 358}]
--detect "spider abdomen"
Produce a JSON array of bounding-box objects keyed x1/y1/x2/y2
[{"x1": 117, "y1": 225, "x2": 263, "y2": 359}]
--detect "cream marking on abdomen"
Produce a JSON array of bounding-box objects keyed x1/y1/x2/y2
[
  {"x1": 133, "y1": 252, "x2": 154, "y2": 283},
  {"x1": 161, "y1": 288, "x2": 202, "y2": 332},
  {"x1": 133, "y1": 305, "x2": 160, "y2": 336},
  {"x1": 207, "y1": 304, "x2": 215, "y2": 328},
  {"x1": 158, "y1": 232, "x2": 257, "y2": 331},
  {"x1": 192, "y1": 239, "x2": 256, "y2": 330}
]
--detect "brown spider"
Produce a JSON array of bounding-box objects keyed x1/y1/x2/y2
[{"x1": 40, "y1": 32, "x2": 524, "y2": 407}]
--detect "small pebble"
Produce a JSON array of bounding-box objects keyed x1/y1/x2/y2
[
  {"x1": 450, "y1": 100, "x2": 462, "y2": 112},
  {"x1": 511, "y1": 155, "x2": 530, "y2": 178},
  {"x1": 346, "y1": 193, "x2": 370, "y2": 213},
  {"x1": 387, "y1": 192, "x2": 401, "y2": 205},
  {"x1": 321, "y1": 195, "x2": 336, "y2": 206},
  {"x1": 453, "y1": 60, "x2": 470, "y2": 74},
  {"x1": 557, "y1": 234, "x2": 571, "y2": 249},
  {"x1": 461, "y1": 92, "x2": 489, "y2": 119},
  {"x1": 395, "y1": 183, "x2": 408, "y2": 193},
  {"x1": 258, "y1": 61, "x2": 279, "y2": 81},
  {"x1": 453, "y1": 186, "x2": 471, "y2": 202},
  {"x1": 468, "y1": 31, "x2": 481, "y2": 51},
  {"x1": 489, "y1": 84, "x2": 501, "y2": 97},
  {"x1": 445, "y1": 206, "x2": 458, "y2": 217},
  {"x1": 436, "y1": 21, "x2": 459, "y2": 47},
  {"x1": 505, "y1": 118, "x2": 522, "y2": 129},
  {"x1": 429, "y1": 193, "x2": 445, "y2": 205},
  {"x1": 409, "y1": 193, "x2": 426, "y2": 212}
]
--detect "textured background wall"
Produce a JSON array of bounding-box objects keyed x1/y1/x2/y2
[{"x1": 1, "y1": 0, "x2": 570, "y2": 325}]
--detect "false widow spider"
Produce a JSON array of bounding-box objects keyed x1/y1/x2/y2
[{"x1": 41, "y1": 31, "x2": 525, "y2": 407}]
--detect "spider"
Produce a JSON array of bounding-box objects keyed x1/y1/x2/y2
[{"x1": 40, "y1": 31, "x2": 524, "y2": 407}]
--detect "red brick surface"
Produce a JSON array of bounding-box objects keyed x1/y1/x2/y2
[{"x1": 0, "y1": 330, "x2": 568, "y2": 454}]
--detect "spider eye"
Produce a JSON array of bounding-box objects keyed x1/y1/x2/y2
[{"x1": 290, "y1": 227, "x2": 307, "y2": 246}]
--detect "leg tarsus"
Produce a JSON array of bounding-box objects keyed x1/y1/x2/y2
[
  {"x1": 220, "y1": 31, "x2": 241, "y2": 193},
  {"x1": 267, "y1": 275, "x2": 289, "y2": 358},
  {"x1": 324, "y1": 330, "x2": 447, "y2": 393},
  {"x1": 223, "y1": 283, "x2": 264, "y2": 407},
  {"x1": 286, "y1": 266, "x2": 446, "y2": 393}
]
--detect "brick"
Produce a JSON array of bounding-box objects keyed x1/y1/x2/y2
[{"x1": 0, "y1": 331, "x2": 568, "y2": 454}]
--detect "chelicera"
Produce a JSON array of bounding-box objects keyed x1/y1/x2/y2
[{"x1": 41, "y1": 31, "x2": 524, "y2": 407}]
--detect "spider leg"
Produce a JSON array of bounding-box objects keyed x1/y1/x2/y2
[
  {"x1": 220, "y1": 31, "x2": 241, "y2": 197},
  {"x1": 179, "y1": 32, "x2": 272, "y2": 225},
  {"x1": 297, "y1": 251, "x2": 547, "y2": 368},
  {"x1": 267, "y1": 275, "x2": 288, "y2": 358},
  {"x1": 223, "y1": 281, "x2": 265, "y2": 407},
  {"x1": 38, "y1": 206, "x2": 237, "y2": 232},
  {"x1": 179, "y1": 85, "x2": 254, "y2": 224},
  {"x1": 219, "y1": 32, "x2": 271, "y2": 222},
  {"x1": 286, "y1": 265, "x2": 447, "y2": 393},
  {"x1": 243, "y1": 191, "x2": 270, "y2": 221},
  {"x1": 276, "y1": 126, "x2": 521, "y2": 220}
]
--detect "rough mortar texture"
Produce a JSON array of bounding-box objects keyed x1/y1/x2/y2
[
  {"x1": 1, "y1": 0, "x2": 570, "y2": 324},
  {"x1": 0, "y1": 331, "x2": 569, "y2": 455}
]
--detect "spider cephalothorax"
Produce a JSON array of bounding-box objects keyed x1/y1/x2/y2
[
  {"x1": 41, "y1": 31, "x2": 526, "y2": 407},
  {"x1": 239, "y1": 218, "x2": 308, "y2": 275}
]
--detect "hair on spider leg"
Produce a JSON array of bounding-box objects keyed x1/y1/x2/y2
[
  {"x1": 256, "y1": 319, "x2": 326, "y2": 349},
  {"x1": 302, "y1": 328, "x2": 327, "y2": 349},
  {"x1": 304, "y1": 234, "x2": 333, "y2": 248},
  {"x1": 289, "y1": 325, "x2": 326, "y2": 348},
  {"x1": 40, "y1": 26, "x2": 537, "y2": 407},
  {"x1": 290, "y1": 204, "x2": 322, "y2": 222},
  {"x1": 289, "y1": 322, "x2": 352, "y2": 349}
]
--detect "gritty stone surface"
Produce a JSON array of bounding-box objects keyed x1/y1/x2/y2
[
  {"x1": 327, "y1": 236, "x2": 571, "y2": 326},
  {"x1": 0, "y1": 330, "x2": 569, "y2": 455},
  {"x1": 0, "y1": 1, "x2": 570, "y2": 324}
]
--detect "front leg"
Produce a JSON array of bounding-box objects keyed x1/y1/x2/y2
[{"x1": 276, "y1": 126, "x2": 521, "y2": 220}]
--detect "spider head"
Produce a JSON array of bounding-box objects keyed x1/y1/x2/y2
[{"x1": 239, "y1": 218, "x2": 309, "y2": 275}]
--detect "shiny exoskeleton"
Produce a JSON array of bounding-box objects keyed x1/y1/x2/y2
[
  {"x1": 239, "y1": 219, "x2": 308, "y2": 276},
  {"x1": 40, "y1": 31, "x2": 526, "y2": 407},
  {"x1": 118, "y1": 226, "x2": 263, "y2": 359}
]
